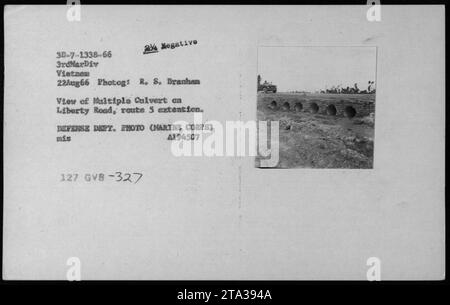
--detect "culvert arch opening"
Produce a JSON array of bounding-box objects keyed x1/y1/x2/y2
[
  {"x1": 326, "y1": 104, "x2": 337, "y2": 116},
  {"x1": 269, "y1": 101, "x2": 277, "y2": 109},
  {"x1": 310, "y1": 102, "x2": 319, "y2": 114},
  {"x1": 344, "y1": 106, "x2": 357, "y2": 118},
  {"x1": 294, "y1": 102, "x2": 303, "y2": 112},
  {"x1": 282, "y1": 102, "x2": 290, "y2": 110}
]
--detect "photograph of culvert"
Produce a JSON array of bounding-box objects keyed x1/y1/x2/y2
[{"x1": 256, "y1": 46, "x2": 376, "y2": 169}]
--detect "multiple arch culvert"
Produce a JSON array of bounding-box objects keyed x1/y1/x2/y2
[{"x1": 267, "y1": 100, "x2": 359, "y2": 118}]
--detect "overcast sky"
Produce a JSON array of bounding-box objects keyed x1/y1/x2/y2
[{"x1": 258, "y1": 47, "x2": 377, "y2": 92}]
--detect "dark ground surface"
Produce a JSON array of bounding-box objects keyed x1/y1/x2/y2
[{"x1": 257, "y1": 93, "x2": 375, "y2": 169}]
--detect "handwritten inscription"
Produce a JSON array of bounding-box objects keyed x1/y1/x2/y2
[{"x1": 143, "y1": 40, "x2": 198, "y2": 54}]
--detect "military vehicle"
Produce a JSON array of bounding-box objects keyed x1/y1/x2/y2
[{"x1": 257, "y1": 75, "x2": 277, "y2": 93}]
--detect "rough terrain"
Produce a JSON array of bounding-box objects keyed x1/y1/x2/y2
[{"x1": 257, "y1": 93, "x2": 375, "y2": 169}]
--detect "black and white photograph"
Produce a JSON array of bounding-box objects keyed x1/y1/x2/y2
[{"x1": 257, "y1": 46, "x2": 376, "y2": 168}]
